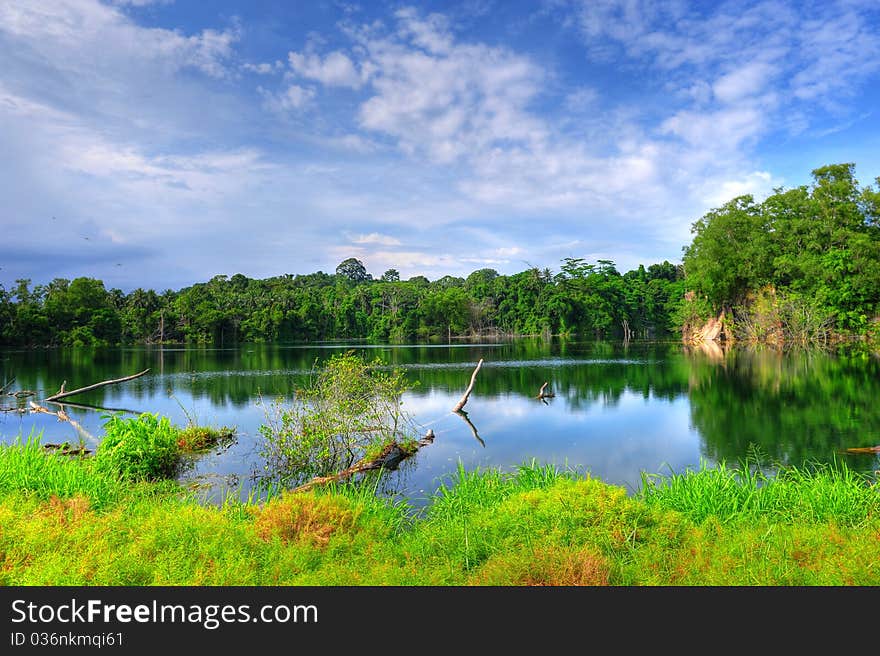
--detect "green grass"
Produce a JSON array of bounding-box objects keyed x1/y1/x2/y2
[
  {"x1": 1, "y1": 440, "x2": 879, "y2": 586},
  {"x1": 176, "y1": 424, "x2": 236, "y2": 452},
  {"x1": 0, "y1": 432, "x2": 180, "y2": 510},
  {"x1": 639, "y1": 457, "x2": 880, "y2": 526}
]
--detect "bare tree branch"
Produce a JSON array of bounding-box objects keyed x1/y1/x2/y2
[
  {"x1": 45, "y1": 369, "x2": 150, "y2": 402},
  {"x1": 452, "y1": 359, "x2": 483, "y2": 412}
]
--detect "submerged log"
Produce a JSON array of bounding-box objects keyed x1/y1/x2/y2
[
  {"x1": 45, "y1": 369, "x2": 150, "y2": 402},
  {"x1": 452, "y1": 359, "x2": 483, "y2": 412},
  {"x1": 291, "y1": 438, "x2": 422, "y2": 493},
  {"x1": 43, "y1": 443, "x2": 92, "y2": 456}
]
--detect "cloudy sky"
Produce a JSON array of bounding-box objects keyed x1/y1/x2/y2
[{"x1": 1, "y1": 0, "x2": 879, "y2": 292}]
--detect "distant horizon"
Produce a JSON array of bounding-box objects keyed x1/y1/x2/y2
[
  {"x1": 5, "y1": 253, "x2": 684, "y2": 296},
  {"x1": 2, "y1": 1, "x2": 879, "y2": 293}
]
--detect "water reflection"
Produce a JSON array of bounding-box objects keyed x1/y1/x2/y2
[{"x1": 2, "y1": 339, "x2": 879, "y2": 507}]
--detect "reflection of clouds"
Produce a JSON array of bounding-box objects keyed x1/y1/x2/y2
[
  {"x1": 394, "y1": 389, "x2": 705, "y2": 500},
  {"x1": 0, "y1": 344, "x2": 727, "y2": 506}
]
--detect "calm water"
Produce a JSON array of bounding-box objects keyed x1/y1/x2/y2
[{"x1": 2, "y1": 339, "x2": 879, "y2": 506}]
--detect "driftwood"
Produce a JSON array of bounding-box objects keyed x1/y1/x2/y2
[
  {"x1": 29, "y1": 401, "x2": 96, "y2": 442},
  {"x1": 0, "y1": 378, "x2": 14, "y2": 395},
  {"x1": 43, "y1": 443, "x2": 92, "y2": 456},
  {"x1": 45, "y1": 369, "x2": 150, "y2": 402},
  {"x1": 452, "y1": 359, "x2": 483, "y2": 412},
  {"x1": 292, "y1": 439, "x2": 422, "y2": 493},
  {"x1": 844, "y1": 446, "x2": 880, "y2": 455},
  {"x1": 537, "y1": 382, "x2": 555, "y2": 399},
  {"x1": 454, "y1": 409, "x2": 485, "y2": 447}
]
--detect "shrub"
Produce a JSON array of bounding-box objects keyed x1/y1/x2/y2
[
  {"x1": 258, "y1": 352, "x2": 416, "y2": 485},
  {"x1": 95, "y1": 413, "x2": 180, "y2": 481}
]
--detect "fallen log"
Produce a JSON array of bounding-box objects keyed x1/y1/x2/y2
[
  {"x1": 43, "y1": 443, "x2": 92, "y2": 456},
  {"x1": 45, "y1": 369, "x2": 150, "y2": 402},
  {"x1": 843, "y1": 445, "x2": 880, "y2": 454},
  {"x1": 452, "y1": 359, "x2": 483, "y2": 412},
  {"x1": 292, "y1": 438, "x2": 422, "y2": 493}
]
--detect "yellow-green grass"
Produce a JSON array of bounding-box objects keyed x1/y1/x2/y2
[
  {"x1": 1, "y1": 442, "x2": 879, "y2": 585},
  {"x1": 176, "y1": 424, "x2": 235, "y2": 452}
]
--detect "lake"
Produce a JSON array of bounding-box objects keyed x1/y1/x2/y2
[{"x1": 2, "y1": 339, "x2": 879, "y2": 507}]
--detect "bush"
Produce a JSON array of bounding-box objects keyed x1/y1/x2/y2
[
  {"x1": 258, "y1": 351, "x2": 416, "y2": 485},
  {"x1": 95, "y1": 413, "x2": 180, "y2": 481}
]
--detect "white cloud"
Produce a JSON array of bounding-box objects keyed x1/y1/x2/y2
[
  {"x1": 713, "y1": 61, "x2": 776, "y2": 104},
  {"x1": 260, "y1": 83, "x2": 315, "y2": 111},
  {"x1": 791, "y1": 10, "x2": 880, "y2": 104},
  {"x1": 699, "y1": 171, "x2": 778, "y2": 208},
  {"x1": 0, "y1": 0, "x2": 239, "y2": 79},
  {"x1": 348, "y1": 13, "x2": 547, "y2": 165},
  {"x1": 567, "y1": 0, "x2": 879, "y2": 120},
  {"x1": 348, "y1": 232, "x2": 402, "y2": 246},
  {"x1": 3, "y1": 1, "x2": 879, "y2": 293},
  {"x1": 288, "y1": 50, "x2": 364, "y2": 88},
  {"x1": 660, "y1": 106, "x2": 766, "y2": 151},
  {"x1": 564, "y1": 87, "x2": 599, "y2": 113},
  {"x1": 242, "y1": 60, "x2": 283, "y2": 75},
  {"x1": 327, "y1": 246, "x2": 464, "y2": 278},
  {"x1": 394, "y1": 6, "x2": 454, "y2": 54}
]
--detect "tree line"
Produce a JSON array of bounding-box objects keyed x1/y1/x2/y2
[
  {"x1": 0, "y1": 258, "x2": 685, "y2": 347},
  {"x1": 1, "y1": 162, "x2": 877, "y2": 348}
]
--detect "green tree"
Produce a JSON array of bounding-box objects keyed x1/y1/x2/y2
[
  {"x1": 336, "y1": 258, "x2": 371, "y2": 283},
  {"x1": 683, "y1": 195, "x2": 772, "y2": 310}
]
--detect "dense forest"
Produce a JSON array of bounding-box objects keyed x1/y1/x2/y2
[
  {"x1": 1, "y1": 163, "x2": 878, "y2": 348},
  {"x1": 0, "y1": 258, "x2": 686, "y2": 346}
]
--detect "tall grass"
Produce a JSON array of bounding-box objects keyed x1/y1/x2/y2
[
  {"x1": 0, "y1": 432, "x2": 178, "y2": 510},
  {"x1": 2, "y1": 445, "x2": 879, "y2": 585},
  {"x1": 639, "y1": 456, "x2": 880, "y2": 526}
]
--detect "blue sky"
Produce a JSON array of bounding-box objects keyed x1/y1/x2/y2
[{"x1": 1, "y1": 0, "x2": 879, "y2": 293}]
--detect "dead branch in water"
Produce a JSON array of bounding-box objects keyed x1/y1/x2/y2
[
  {"x1": 28, "y1": 401, "x2": 96, "y2": 442},
  {"x1": 43, "y1": 443, "x2": 92, "y2": 456},
  {"x1": 537, "y1": 382, "x2": 555, "y2": 399},
  {"x1": 452, "y1": 359, "x2": 483, "y2": 412},
  {"x1": 45, "y1": 369, "x2": 150, "y2": 402},
  {"x1": 1, "y1": 378, "x2": 15, "y2": 395},
  {"x1": 292, "y1": 438, "x2": 423, "y2": 493},
  {"x1": 843, "y1": 445, "x2": 880, "y2": 454}
]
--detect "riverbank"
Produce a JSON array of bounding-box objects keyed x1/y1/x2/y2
[{"x1": 1, "y1": 438, "x2": 878, "y2": 585}]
